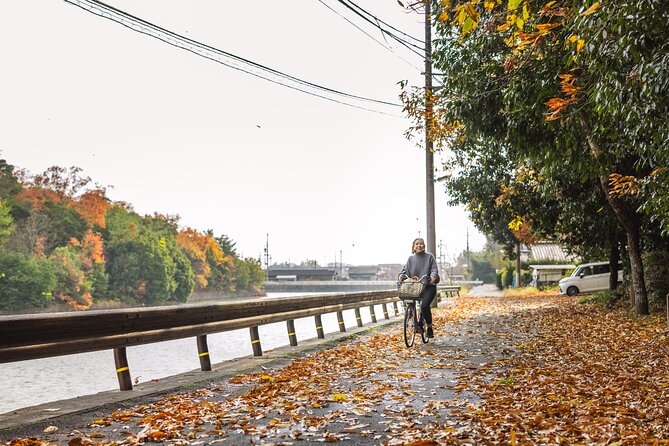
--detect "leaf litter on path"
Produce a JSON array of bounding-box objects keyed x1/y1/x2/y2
[{"x1": 5, "y1": 294, "x2": 669, "y2": 445}]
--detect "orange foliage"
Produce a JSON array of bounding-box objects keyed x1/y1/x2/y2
[
  {"x1": 176, "y1": 229, "x2": 211, "y2": 289},
  {"x1": 71, "y1": 190, "x2": 109, "y2": 228},
  {"x1": 16, "y1": 186, "x2": 65, "y2": 210},
  {"x1": 81, "y1": 229, "x2": 105, "y2": 267}
]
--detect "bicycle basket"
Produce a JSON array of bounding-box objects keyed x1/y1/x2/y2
[{"x1": 398, "y1": 280, "x2": 425, "y2": 300}]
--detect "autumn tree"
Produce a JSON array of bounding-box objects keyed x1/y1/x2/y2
[{"x1": 413, "y1": 0, "x2": 669, "y2": 314}]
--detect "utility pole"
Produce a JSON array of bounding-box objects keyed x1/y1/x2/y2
[
  {"x1": 425, "y1": 0, "x2": 436, "y2": 261},
  {"x1": 466, "y1": 228, "x2": 470, "y2": 281},
  {"x1": 263, "y1": 233, "x2": 270, "y2": 281}
]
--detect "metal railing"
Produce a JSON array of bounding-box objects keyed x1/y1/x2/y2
[{"x1": 0, "y1": 290, "x2": 402, "y2": 391}]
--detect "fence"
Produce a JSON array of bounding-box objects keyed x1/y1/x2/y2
[{"x1": 0, "y1": 286, "x2": 461, "y2": 392}]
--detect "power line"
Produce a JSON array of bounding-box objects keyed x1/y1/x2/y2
[
  {"x1": 341, "y1": 0, "x2": 424, "y2": 45},
  {"x1": 316, "y1": 0, "x2": 423, "y2": 71},
  {"x1": 334, "y1": 0, "x2": 425, "y2": 55},
  {"x1": 64, "y1": 0, "x2": 404, "y2": 114}
]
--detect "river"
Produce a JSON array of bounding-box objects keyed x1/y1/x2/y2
[{"x1": 0, "y1": 293, "x2": 398, "y2": 415}]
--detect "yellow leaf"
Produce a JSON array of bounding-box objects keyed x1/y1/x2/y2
[
  {"x1": 331, "y1": 393, "x2": 348, "y2": 402},
  {"x1": 497, "y1": 22, "x2": 511, "y2": 31},
  {"x1": 260, "y1": 374, "x2": 274, "y2": 382},
  {"x1": 576, "y1": 38, "x2": 585, "y2": 53},
  {"x1": 522, "y1": 4, "x2": 529, "y2": 20},
  {"x1": 508, "y1": 0, "x2": 522, "y2": 11},
  {"x1": 438, "y1": 11, "x2": 450, "y2": 21},
  {"x1": 462, "y1": 16, "x2": 478, "y2": 34},
  {"x1": 580, "y1": 1, "x2": 601, "y2": 16},
  {"x1": 516, "y1": 16, "x2": 524, "y2": 29}
]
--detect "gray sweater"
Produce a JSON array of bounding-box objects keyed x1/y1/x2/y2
[{"x1": 399, "y1": 252, "x2": 439, "y2": 284}]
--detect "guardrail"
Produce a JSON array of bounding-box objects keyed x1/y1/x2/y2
[
  {"x1": 439, "y1": 285, "x2": 461, "y2": 297},
  {"x1": 0, "y1": 290, "x2": 402, "y2": 391}
]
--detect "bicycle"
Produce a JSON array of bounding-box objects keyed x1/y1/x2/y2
[{"x1": 398, "y1": 275, "x2": 430, "y2": 348}]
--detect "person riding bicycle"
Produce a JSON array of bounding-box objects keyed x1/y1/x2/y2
[{"x1": 398, "y1": 237, "x2": 439, "y2": 338}]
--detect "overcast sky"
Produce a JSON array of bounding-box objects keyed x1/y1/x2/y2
[{"x1": 0, "y1": 0, "x2": 485, "y2": 266}]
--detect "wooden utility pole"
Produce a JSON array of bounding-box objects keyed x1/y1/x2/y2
[
  {"x1": 425, "y1": 1, "x2": 438, "y2": 307},
  {"x1": 425, "y1": 0, "x2": 436, "y2": 261}
]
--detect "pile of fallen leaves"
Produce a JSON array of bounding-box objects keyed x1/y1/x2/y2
[{"x1": 4, "y1": 294, "x2": 669, "y2": 445}]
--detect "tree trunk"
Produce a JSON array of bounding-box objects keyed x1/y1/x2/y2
[
  {"x1": 515, "y1": 242, "x2": 521, "y2": 288},
  {"x1": 609, "y1": 237, "x2": 619, "y2": 291},
  {"x1": 581, "y1": 115, "x2": 648, "y2": 315}
]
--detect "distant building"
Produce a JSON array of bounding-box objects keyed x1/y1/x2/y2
[
  {"x1": 267, "y1": 267, "x2": 336, "y2": 281},
  {"x1": 522, "y1": 241, "x2": 577, "y2": 263},
  {"x1": 348, "y1": 265, "x2": 381, "y2": 281}
]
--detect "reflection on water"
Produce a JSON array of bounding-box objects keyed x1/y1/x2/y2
[{"x1": 0, "y1": 293, "x2": 396, "y2": 415}]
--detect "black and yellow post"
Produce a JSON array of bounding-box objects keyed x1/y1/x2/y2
[
  {"x1": 336, "y1": 311, "x2": 346, "y2": 332},
  {"x1": 393, "y1": 301, "x2": 400, "y2": 316},
  {"x1": 369, "y1": 305, "x2": 377, "y2": 323},
  {"x1": 354, "y1": 307, "x2": 363, "y2": 327},
  {"x1": 196, "y1": 335, "x2": 211, "y2": 371},
  {"x1": 113, "y1": 347, "x2": 132, "y2": 391},
  {"x1": 286, "y1": 319, "x2": 298, "y2": 346},
  {"x1": 250, "y1": 326, "x2": 262, "y2": 356},
  {"x1": 315, "y1": 314, "x2": 325, "y2": 339},
  {"x1": 382, "y1": 303, "x2": 389, "y2": 320}
]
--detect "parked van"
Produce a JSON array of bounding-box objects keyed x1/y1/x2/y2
[{"x1": 558, "y1": 261, "x2": 623, "y2": 296}]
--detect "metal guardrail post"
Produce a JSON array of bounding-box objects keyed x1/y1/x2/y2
[
  {"x1": 287, "y1": 319, "x2": 298, "y2": 346},
  {"x1": 315, "y1": 314, "x2": 325, "y2": 338},
  {"x1": 336, "y1": 311, "x2": 346, "y2": 332},
  {"x1": 382, "y1": 303, "x2": 389, "y2": 320},
  {"x1": 393, "y1": 301, "x2": 399, "y2": 315},
  {"x1": 250, "y1": 326, "x2": 262, "y2": 356},
  {"x1": 369, "y1": 305, "x2": 377, "y2": 323},
  {"x1": 113, "y1": 347, "x2": 133, "y2": 391},
  {"x1": 196, "y1": 335, "x2": 212, "y2": 371},
  {"x1": 354, "y1": 308, "x2": 363, "y2": 327}
]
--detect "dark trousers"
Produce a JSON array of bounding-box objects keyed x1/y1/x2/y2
[{"x1": 421, "y1": 285, "x2": 437, "y2": 325}]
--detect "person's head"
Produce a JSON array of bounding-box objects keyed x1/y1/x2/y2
[{"x1": 411, "y1": 238, "x2": 425, "y2": 254}]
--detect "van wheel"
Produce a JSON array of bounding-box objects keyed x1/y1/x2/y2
[{"x1": 567, "y1": 286, "x2": 579, "y2": 296}]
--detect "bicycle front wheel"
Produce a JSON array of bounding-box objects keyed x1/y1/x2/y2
[
  {"x1": 417, "y1": 304, "x2": 429, "y2": 344},
  {"x1": 403, "y1": 302, "x2": 416, "y2": 348}
]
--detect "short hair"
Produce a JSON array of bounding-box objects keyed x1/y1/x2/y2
[{"x1": 411, "y1": 238, "x2": 424, "y2": 254}]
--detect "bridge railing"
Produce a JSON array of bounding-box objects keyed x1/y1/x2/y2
[{"x1": 0, "y1": 290, "x2": 403, "y2": 391}]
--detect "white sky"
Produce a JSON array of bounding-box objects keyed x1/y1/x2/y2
[{"x1": 0, "y1": 0, "x2": 485, "y2": 266}]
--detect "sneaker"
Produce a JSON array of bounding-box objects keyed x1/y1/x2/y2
[{"x1": 426, "y1": 326, "x2": 434, "y2": 338}]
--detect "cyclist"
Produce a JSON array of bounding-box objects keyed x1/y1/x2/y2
[{"x1": 398, "y1": 238, "x2": 439, "y2": 338}]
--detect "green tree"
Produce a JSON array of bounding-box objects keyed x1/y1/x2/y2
[
  {"x1": 0, "y1": 201, "x2": 15, "y2": 246},
  {"x1": 421, "y1": 0, "x2": 669, "y2": 314},
  {"x1": 0, "y1": 251, "x2": 55, "y2": 310}
]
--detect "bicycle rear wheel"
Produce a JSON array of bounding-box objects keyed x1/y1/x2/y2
[{"x1": 403, "y1": 302, "x2": 416, "y2": 348}]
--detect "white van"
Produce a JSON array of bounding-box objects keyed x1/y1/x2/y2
[{"x1": 558, "y1": 261, "x2": 623, "y2": 296}]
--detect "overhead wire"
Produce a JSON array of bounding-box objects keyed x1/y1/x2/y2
[
  {"x1": 316, "y1": 0, "x2": 423, "y2": 72},
  {"x1": 334, "y1": 0, "x2": 425, "y2": 56},
  {"x1": 64, "y1": 0, "x2": 405, "y2": 115},
  {"x1": 340, "y1": 0, "x2": 425, "y2": 45}
]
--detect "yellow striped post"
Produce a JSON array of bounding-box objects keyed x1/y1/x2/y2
[
  {"x1": 369, "y1": 305, "x2": 377, "y2": 323},
  {"x1": 287, "y1": 319, "x2": 298, "y2": 346},
  {"x1": 113, "y1": 347, "x2": 132, "y2": 391},
  {"x1": 315, "y1": 314, "x2": 325, "y2": 339},
  {"x1": 250, "y1": 326, "x2": 262, "y2": 356},
  {"x1": 382, "y1": 303, "x2": 389, "y2": 320},
  {"x1": 336, "y1": 311, "x2": 346, "y2": 333},
  {"x1": 393, "y1": 301, "x2": 400, "y2": 316},
  {"x1": 197, "y1": 335, "x2": 212, "y2": 371},
  {"x1": 354, "y1": 307, "x2": 363, "y2": 327}
]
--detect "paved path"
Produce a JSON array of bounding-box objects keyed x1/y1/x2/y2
[
  {"x1": 1, "y1": 294, "x2": 519, "y2": 445},
  {"x1": 467, "y1": 283, "x2": 503, "y2": 297}
]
